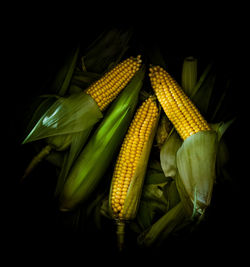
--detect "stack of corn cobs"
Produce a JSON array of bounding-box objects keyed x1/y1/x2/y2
[{"x1": 22, "y1": 28, "x2": 234, "y2": 251}]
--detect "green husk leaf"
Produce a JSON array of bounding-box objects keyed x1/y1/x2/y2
[
  {"x1": 145, "y1": 43, "x2": 167, "y2": 69},
  {"x1": 176, "y1": 131, "x2": 218, "y2": 217},
  {"x1": 58, "y1": 45, "x2": 80, "y2": 96},
  {"x1": 216, "y1": 139, "x2": 231, "y2": 183},
  {"x1": 181, "y1": 56, "x2": 198, "y2": 97},
  {"x1": 54, "y1": 127, "x2": 93, "y2": 196},
  {"x1": 22, "y1": 92, "x2": 103, "y2": 144},
  {"x1": 51, "y1": 45, "x2": 80, "y2": 96},
  {"x1": 130, "y1": 182, "x2": 169, "y2": 234},
  {"x1": 133, "y1": 201, "x2": 155, "y2": 232},
  {"x1": 99, "y1": 199, "x2": 110, "y2": 221},
  {"x1": 45, "y1": 150, "x2": 64, "y2": 168},
  {"x1": 70, "y1": 72, "x2": 101, "y2": 92},
  {"x1": 137, "y1": 202, "x2": 185, "y2": 247},
  {"x1": 210, "y1": 119, "x2": 235, "y2": 141},
  {"x1": 181, "y1": 61, "x2": 216, "y2": 120},
  {"x1": 163, "y1": 180, "x2": 181, "y2": 210},
  {"x1": 190, "y1": 62, "x2": 213, "y2": 100},
  {"x1": 131, "y1": 171, "x2": 179, "y2": 234},
  {"x1": 148, "y1": 159, "x2": 166, "y2": 173},
  {"x1": 59, "y1": 66, "x2": 145, "y2": 211},
  {"x1": 144, "y1": 170, "x2": 170, "y2": 185},
  {"x1": 68, "y1": 84, "x2": 83, "y2": 94},
  {"x1": 82, "y1": 28, "x2": 132, "y2": 74},
  {"x1": 192, "y1": 72, "x2": 216, "y2": 115},
  {"x1": 24, "y1": 96, "x2": 58, "y2": 139},
  {"x1": 144, "y1": 158, "x2": 171, "y2": 185}
]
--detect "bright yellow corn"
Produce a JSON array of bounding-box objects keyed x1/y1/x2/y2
[
  {"x1": 149, "y1": 66, "x2": 210, "y2": 140},
  {"x1": 85, "y1": 55, "x2": 142, "y2": 111},
  {"x1": 110, "y1": 96, "x2": 159, "y2": 220}
]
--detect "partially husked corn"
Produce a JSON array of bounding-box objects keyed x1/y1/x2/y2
[
  {"x1": 110, "y1": 96, "x2": 159, "y2": 220},
  {"x1": 149, "y1": 66, "x2": 210, "y2": 140},
  {"x1": 86, "y1": 55, "x2": 142, "y2": 111}
]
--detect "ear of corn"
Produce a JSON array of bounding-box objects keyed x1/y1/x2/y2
[
  {"x1": 22, "y1": 56, "x2": 142, "y2": 180},
  {"x1": 149, "y1": 65, "x2": 210, "y2": 140},
  {"x1": 149, "y1": 65, "x2": 219, "y2": 219},
  {"x1": 59, "y1": 66, "x2": 145, "y2": 211},
  {"x1": 108, "y1": 96, "x2": 160, "y2": 250}
]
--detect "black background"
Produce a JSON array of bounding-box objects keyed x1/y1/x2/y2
[{"x1": 4, "y1": 4, "x2": 248, "y2": 265}]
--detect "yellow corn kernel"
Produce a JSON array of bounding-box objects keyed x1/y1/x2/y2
[
  {"x1": 110, "y1": 96, "x2": 159, "y2": 220},
  {"x1": 149, "y1": 66, "x2": 210, "y2": 140},
  {"x1": 85, "y1": 55, "x2": 142, "y2": 111}
]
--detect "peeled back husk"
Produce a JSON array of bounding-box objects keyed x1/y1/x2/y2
[
  {"x1": 176, "y1": 130, "x2": 218, "y2": 217},
  {"x1": 22, "y1": 92, "x2": 103, "y2": 149},
  {"x1": 59, "y1": 66, "x2": 145, "y2": 211}
]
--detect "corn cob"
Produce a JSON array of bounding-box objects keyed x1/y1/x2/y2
[
  {"x1": 85, "y1": 55, "x2": 142, "y2": 111},
  {"x1": 149, "y1": 66, "x2": 210, "y2": 140},
  {"x1": 109, "y1": 96, "x2": 160, "y2": 250},
  {"x1": 59, "y1": 66, "x2": 145, "y2": 211}
]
